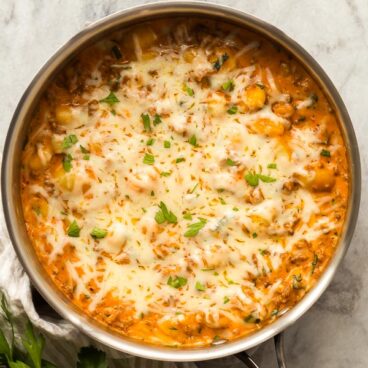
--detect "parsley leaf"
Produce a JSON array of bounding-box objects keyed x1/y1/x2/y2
[
  {"x1": 67, "y1": 220, "x2": 80, "y2": 237},
  {"x1": 176, "y1": 157, "x2": 185, "y2": 163},
  {"x1": 167, "y1": 276, "x2": 187, "y2": 289},
  {"x1": 146, "y1": 138, "x2": 155, "y2": 146},
  {"x1": 63, "y1": 154, "x2": 73, "y2": 172},
  {"x1": 184, "y1": 218, "x2": 207, "y2": 237},
  {"x1": 80, "y1": 145, "x2": 90, "y2": 154},
  {"x1": 143, "y1": 153, "x2": 155, "y2": 165},
  {"x1": 226, "y1": 158, "x2": 237, "y2": 166},
  {"x1": 222, "y1": 80, "x2": 234, "y2": 91},
  {"x1": 99, "y1": 91, "x2": 119, "y2": 106},
  {"x1": 183, "y1": 213, "x2": 192, "y2": 220},
  {"x1": 188, "y1": 135, "x2": 197, "y2": 146},
  {"x1": 223, "y1": 296, "x2": 230, "y2": 304},
  {"x1": 244, "y1": 172, "x2": 259, "y2": 187},
  {"x1": 213, "y1": 53, "x2": 229, "y2": 71},
  {"x1": 311, "y1": 253, "x2": 319, "y2": 274},
  {"x1": 321, "y1": 149, "x2": 331, "y2": 157},
  {"x1": 22, "y1": 321, "x2": 44, "y2": 368},
  {"x1": 90, "y1": 228, "x2": 107, "y2": 239},
  {"x1": 267, "y1": 163, "x2": 277, "y2": 169},
  {"x1": 227, "y1": 105, "x2": 238, "y2": 114},
  {"x1": 195, "y1": 281, "x2": 205, "y2": 291},
  {"x1": 160, "y1": 171, "x2": 172, "y2": 177},
  {"x1": 62, "y1": 134, "x2": 78, "y2": 149},
  {"x1": 185, "y1": 85, "x2": 194, "y2": 97},
  {"x1": 153, "y1": 114, "x2": 162, "y2": 126},
  {"x1": 76, "y1": 346, "x2": 107, "y2": 368},
  {"x1": 164, "y1": 140, "x2": 171, "y2": 148},
  {"x1": 244, "y1": 314, "x2": 261, "y2": 324},
  {"x1": 141, "y1": 113, "x2": 151, "y2": 131},
  {"x1": 258, "y1": 174, "x2": 276, "y2": 183},
  {"x1": 155, "y1": 202, "x2": 177, "y2": 224}
]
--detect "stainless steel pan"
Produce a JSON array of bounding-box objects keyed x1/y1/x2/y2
[{"x1": 1, "y1": 2, "x2": 361, "y2": 365}]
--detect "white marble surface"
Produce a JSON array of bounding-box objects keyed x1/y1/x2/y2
[{"x1": 1, "y1": 0, "x2": 368, "y2": 367}]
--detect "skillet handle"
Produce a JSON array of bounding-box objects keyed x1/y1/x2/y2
[{"x1": 235, "y1": 332, "x2": 287, "y2": 368}]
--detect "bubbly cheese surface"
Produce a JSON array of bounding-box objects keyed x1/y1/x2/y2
[{"x1": 21, "y1": 19, "x2": 349, "y2": 347}]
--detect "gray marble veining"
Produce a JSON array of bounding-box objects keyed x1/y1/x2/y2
[{"x1": 1, "y1": 0, "x2": 368, "y2": 366}]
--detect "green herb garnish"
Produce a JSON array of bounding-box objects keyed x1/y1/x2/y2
[
  {"x1": 146, "y1": 138, "x2": 155, "y2": 146},
  {"x1": 185, "y1": 85, "x2": 194, "y2": 97},
  {"x1": 67, "y1": 220, "x2": 80, "y2": 237},
  {"x1": 153, "y1": 114, "x2": 162, "y2": 126},
  {"x1": 267, "y1": 163, "x2": 277, "y2": 169},
  {"x1": 244, "y1": 314, "x2": 261, "y2": 324},
  {"x1": 222, "y1": 80, "x2": 234, "y2": 91},
  {"x1": 271, "y1": 309, "x2": 279, "y2": 316},
  {"x1": 90, "y1": 227, "x2": 108, "y2": 239},
  {"x1": 223, "y1": 296, "x2": 230, "y2": 304},
  {"x1": 183, "y1": 213, "x2": 193, "y2": 220},
  {"x1": 188, "y1": 135, "x2": 197, "y2": 146},
  {"x1": 63, "y1": 154, "x2": 73, "y2": 172},
  {"x1": 244, "y1": 172, "x2": 259, "y2": 187},
  {"x1": 167, "y1": 276, "x2": 187, "y2": 289},
  {"x1": 99, "y1": 91, "x2": 119, "y2": 106},
  {"x1": 80, "y1": 145, "x2": 89, "y2": 154},
  {"x1": 160, "y1": 171, "x2": 172, "y2": 177},
  {"x1": 164, "y1": 140, "x2": 171, "y2": 148},
  {"x1": 141, "y1": 113, "x2": 151, "y2": 131},
  {"x1": 321, "y1": 149, "x2": 331, "y2": 157},
  {"x1": 62, "y1": 134, "x2": 78, "y2": 149},
  {"x1": 155, "y1": 202, "x2": 177, "y2": 224},
  {"x1": 226, "y1": 158, "x2": 237, "y2": 166},
  {"x1": 213, "y1": 53, "x2": 229, "y2": 71},
  {"x1": 227, "y1": 105, "x2": 238, "y2": 115},
  {"x1": 195, "y1": 281, "x2": 206, "y2": 291},
  {"x1": 184, "y1": 218, "x2": 207, "y2": 237},
  {"x1": 176, "y1": 157, "x2": 185, "y2": 163},
  {"x1": 143, "y1": 153, "x2": 155, "y2": 165},
  {"x1": 311, "y1": 254, "x2": 319, "y2": 274}
]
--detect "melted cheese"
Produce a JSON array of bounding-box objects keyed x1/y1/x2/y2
[{"x1": 20, "y1": 19, "x2": 349, "y2": 347}]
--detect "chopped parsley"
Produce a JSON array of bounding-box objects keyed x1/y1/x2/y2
[
  {"x1": 153, "y1": 114, "x2": 162, "y2": 126},
  {"x1": 146, "y1": 138, "x2": 155, "y2": 146},
  {"x1": 99, "y1": 91, "x2": 119, "y2": 106},
  {"x1": 252, "y1": 232, "x2": 258, "y2": 238},
  {"x1": 244, "y1": 314, "x2": 261, "y2": 324},
  {"x1": 90, "y1": 227, "x2": 108, "y2": 239},
  {"x1": 267, "y1": 163, "x2": 277, "y2": 169},
  {"x1": 222, "y1": 79, "x2": 235, "y2": 91},
  {"x1": 245, "y1": 172, "x2": 276, "y2": 186},
  {"x1": 80, "y1": 145, "x2": 89, "y2": 154},
  {"x1": 83, "y1": 154, "x2": 90, "y2": 160},
  {"x1": 167, "y1": 276, "x2": 187, "y2": 289},
  {"x1": 164, "y1": 140, "x2": 171, "y2": 148},
  {"x1": 63, "y1": 154, "x2": 73, "y2": 172},
  {"x1": 321, "y1": 149, "x2": 331, "y2": 157},
  {"x1": 188, "y1": 135, "x2": 197, "y2": 146},
  {"x1": 67, "y1": 220, "x2": 80, "y2": 237},
  {"x1": 183, "y1": 213, "x2": 193, "y2": 220},
  {"x1": 195, "y1": 281, "x2": 206, "y2": 291},
  {"x1": 176, "y1": 157, "x2": 185, "y2": 163},
  {"x1": 62, "y1": 134, "x2": 78, "y2": 149},
  {"x1": 143, "y1": 153, "x2": 155, "y2": 165},
  {"x1": 223, "y1": 296, "x2": 230, "y2": 304},
  {"x1": 244, "y1": 172, "x2": 259, "y2": 187},
  {"x1": 141, "y1": 113, "x2": 151, "y2": 131},
  {"x1": 311, "y1": 254, "x2": 319, "y2": 274},
  {"x1": 185, "y1": 85, "x2": 195, "y2": 97},
  {"x1": 160, "y1": 171, "x2": 172, "y2": 177},
  {"x1": 227, "y1": 105, "x2": 238, "y2": 114},
  {"x1": 184, "y1": 218, "x2": 207, "y2": 237},
  {"x1": 226, "y1": 158, "x2": 237, "y2": 166},
  {"x1": 213, "y1": 53, "x2": 229, "y2": 71},
  {"x1": 271, "y1": 309, "x2": 279, "y2": 316},
  {"x1": 155, "y1": 201, "x2": 177, "y2": 224}
]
